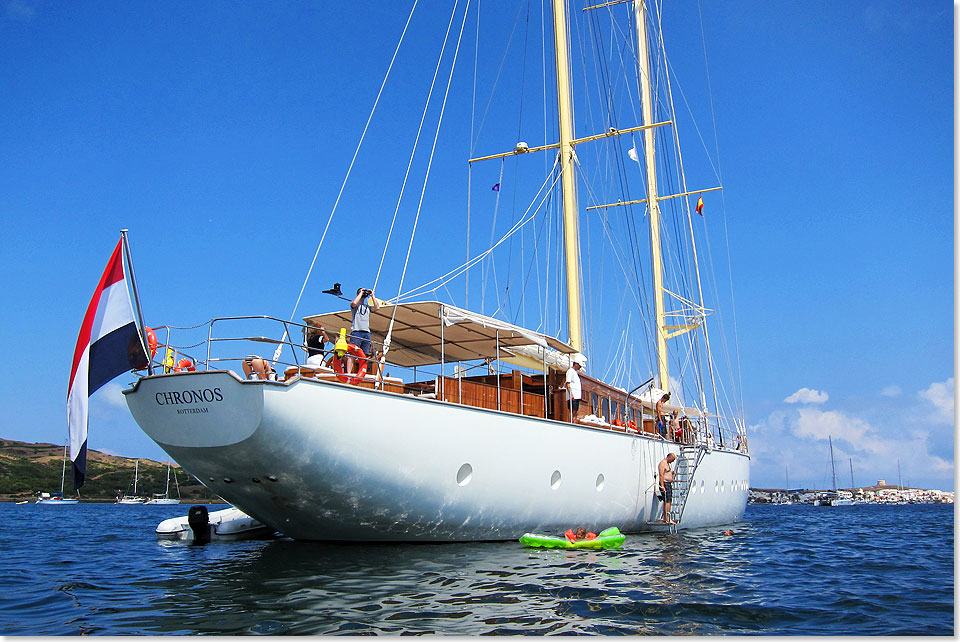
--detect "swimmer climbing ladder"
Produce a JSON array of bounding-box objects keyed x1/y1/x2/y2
[{"x1": 667, "y1": 444, "x2": 708, "y2": 533}]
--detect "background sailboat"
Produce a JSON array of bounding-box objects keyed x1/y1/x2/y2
[
  {"x1": 145, "y1": 464, "x2": 181, "y2": 505},
  {"x1": 116, "y1": 459, "x2": 146, "y2": 504},
  {"x1": 35, "y1": 443, "x2": 79, "y2": 505},
  {"x1": 816, "y1": 436, "x2": 853, "y2": 506}
]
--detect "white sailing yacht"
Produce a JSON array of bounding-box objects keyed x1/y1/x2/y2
[
  {"x1": 116, "y1": 459, "x2": 146, "y2": 504},
  {"x1": 816, "y1": 436, "x2": 853, "y2": 506},
  {"x1": 121, "y1": 0, "x2": 749, "y2": 540},
  {"x1": 145, "y1": 463, "x2": 182, "y2": 505},
  {"x1": 36, "y1": 443, "x2": 80, "y2": 505}
]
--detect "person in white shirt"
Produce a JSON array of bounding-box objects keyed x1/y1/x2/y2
[{"x1": 564, "y1": 356, "x2": 584, "y2": 422}]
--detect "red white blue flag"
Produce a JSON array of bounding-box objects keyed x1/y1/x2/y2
[{"x1": 67, "y1": 239, "x2": 147, "y2": 488}]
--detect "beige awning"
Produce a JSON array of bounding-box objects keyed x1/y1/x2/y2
[{"x1": 304, "y1": 301, "x2": 577, "y2": 368}]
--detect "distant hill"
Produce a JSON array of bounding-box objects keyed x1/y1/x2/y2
[{"x1": 0, "y1": 438, "x2": 223, "y2": 502}]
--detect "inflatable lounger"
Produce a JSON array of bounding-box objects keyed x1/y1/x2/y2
[{"x1": 519, "y1": 526, "x2": 625, "y2": 549}]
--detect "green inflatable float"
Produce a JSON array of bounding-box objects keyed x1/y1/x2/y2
[{"x1": 519, "y1": 526, "x2": 625, "y2": 549}]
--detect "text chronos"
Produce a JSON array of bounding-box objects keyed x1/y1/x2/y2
[{"x1": 155, "y1": 388, "x2": 224, "y2": 406}]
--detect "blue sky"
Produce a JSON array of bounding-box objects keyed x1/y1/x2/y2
[{"x1": 0, "y1": 1, "x2": 953, "y2": 492}]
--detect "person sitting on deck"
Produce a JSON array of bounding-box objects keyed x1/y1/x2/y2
[
  {"x1": 304, "y1": 321, "x2": 329, "y2": 367},
  {"x1": 671, "y1": 411, "x2": 683, "y2": 442},
  {"x1": 242, "y1": 355, "x2": 276, "y2": 380}
]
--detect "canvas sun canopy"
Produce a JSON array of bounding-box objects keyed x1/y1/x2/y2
[{"x1": 303, "y1": 301, "x2": 577, "y2": 368}]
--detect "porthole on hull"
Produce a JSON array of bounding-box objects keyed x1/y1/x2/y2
[
  {"x1": 595, "y1": 474, "x2": 605, "y2": 491},
  {"x1": 550, "y1": 470, "x2": 562, "y2": 490},
  {"x1": 456, "y1": 463, "x2": 473, "y2": 486}
]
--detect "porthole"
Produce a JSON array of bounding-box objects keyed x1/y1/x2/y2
[
  {"x1": 456, "y1": 463, "x2": 473, "y2": 486},
  {"x1": 700, "y1": 480, "x2": 705, "y2": 494},
  {"x1": 550, "y1": 470, "x2": 562, "y2": 490},
  {"x1": 224, "y1": 477, "x2": 233, "y2": 484},
  {"x1": 595, "y1": 474, "x2": 605, "y2": 492},
  {"x1": 721, "y1": 480, "x2": 725, "y2": 493},
  {"x1": 714, "y1": 480, "x2": 719, "y2": 493}
]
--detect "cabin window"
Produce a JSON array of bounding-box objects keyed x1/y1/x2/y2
[
  {"x1": 601, "y1": 397, "x2": 610, "y2": 422},
  {"x1": 591, "y1": 392, "x2": 599, "y2": 415},
  {"x1": 611, "y1": 401, "x2": 621, "y2": 423}
]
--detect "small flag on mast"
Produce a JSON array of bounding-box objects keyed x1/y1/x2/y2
[
  {"x1": 696, "y1": 196, "x2": 704, "y2": 216},
  {"x1": 492, "y1": 183, "x2": 500, "y2": 192},
  {"x1": 67, "y1": 238, "x2": 148, "y2": 489},
  {"x1": 627, "y1": 147, "x2": 639, "y2": 163}
]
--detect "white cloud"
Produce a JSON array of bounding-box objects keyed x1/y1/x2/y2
[
  {"x1": 881, "y1": 385, "x2": 901, "y2": 398},
  {"x1": 91, "y1": 383, "x2": 127, "y2": 409},
  {"x1": 918, "y1": 378, "x2": 955, "y2": 424},
  {"x1": 792, "y1": 407, "x2": 875, "y2": 449},
  {"x1": 784, "y1": 388, "x2": 829, "y2": 404},
  {"x1": 748, "y1": 405, "x2": 954, "y2": 491}
]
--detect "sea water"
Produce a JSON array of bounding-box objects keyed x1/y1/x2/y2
[{"x1": 0, "y1": 503, "x2": 952, "y2": 635}]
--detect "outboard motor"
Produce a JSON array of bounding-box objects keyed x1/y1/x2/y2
[{"x1": 187, "y1": 505, "x2": 211, "y2": 545}]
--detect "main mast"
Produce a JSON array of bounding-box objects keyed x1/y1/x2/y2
[
  {"x1": 634, "y1": 0, "x2": 669, "y2": 391},
  {"x1": 552, "y1": 0, "x2": 583, "y2": 352}
]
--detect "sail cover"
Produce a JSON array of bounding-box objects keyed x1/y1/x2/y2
[{"x1": 303, "y1": 301, "x2": 576, "y2": 368}]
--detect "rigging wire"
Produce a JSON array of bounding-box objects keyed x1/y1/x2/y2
[
  {"x1": 374, "y1": 1, "x2": 466, "y2": 295},
  {"x1": 381, "y1": 0, "x2": 472, "y2": 366},
  {"x1": 271, "y1": 1, "x2": 419, "y2": 362},
  {"x1": 399, "y1": 158, "x2": 561, "y2": 301},
  {"x1": 497, "y1": 0, "x2": 534, "y2": 323},
  {"x1": 698, "y1": 0, "x2": 745, "y2": 424}
]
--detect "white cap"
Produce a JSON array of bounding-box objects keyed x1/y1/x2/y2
[{"x1": 572, "y1": 353, "x2": 587, "y2": 369}]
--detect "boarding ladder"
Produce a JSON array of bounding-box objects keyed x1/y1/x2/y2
[{"x1": 666, "y1": 444, "x2": 707, "y2": 534}]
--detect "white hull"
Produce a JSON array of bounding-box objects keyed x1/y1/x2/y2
[
  {"x1": 126, "y1": 371, "x2": 749, "y2": 541},
  {"x1": 36, "y1": 498, "x2": 79, "y2": 505},
  {"x1": 145, "y1": 498, "x2": 181, "y2": 505},
  {"x1": 117, "y1": 497, "x2": 145, "y2": 504}
]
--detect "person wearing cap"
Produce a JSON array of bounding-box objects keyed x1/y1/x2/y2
[{"x1": 564, "y1": 356, "x2": 584, "y2": 423}]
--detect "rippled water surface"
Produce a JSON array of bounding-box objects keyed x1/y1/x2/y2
[{"x1": 0, "y1": 503, "x2": 952, "y2": 635}]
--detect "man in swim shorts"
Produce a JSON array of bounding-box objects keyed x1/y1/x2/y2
[{"x1": 658, "y1": 452, "x2": 677, "y2": 524}]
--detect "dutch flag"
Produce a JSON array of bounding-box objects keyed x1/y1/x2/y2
[{"x1": 67, "y1": 239, "x2": 148, "y2": 488}]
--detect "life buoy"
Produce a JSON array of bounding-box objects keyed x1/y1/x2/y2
[
  {"x1": 145, "y1": 327, "x2": 158, "y2": 358},
  {"x1": 331, "y1": 344, "x2": 367, "y2": 385},
  {"x1": 174, "y1": 358, "x2": 195, "y2": 373}
]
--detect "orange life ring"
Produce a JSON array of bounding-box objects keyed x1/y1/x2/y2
[
  {"x1": 145, "y1": 327, "x2": 158, "y2": 358},
  {"x1": 331, "y1": 344, "x2": 367, "y2": 385},
  {"x1": 174, "y1": 358, "x2": 195, "y2": 373}
]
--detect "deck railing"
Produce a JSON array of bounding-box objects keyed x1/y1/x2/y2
[{"x1": 138, "y1": 316, "x2": 745, "y2": 453}]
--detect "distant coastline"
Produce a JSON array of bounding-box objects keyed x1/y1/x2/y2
[
  {"x1": 749, "y1": 485, "x2": 953, "y2": 505},
  {"x1": 0, "y1": 438, "x2": 224, "y2": 503}
]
